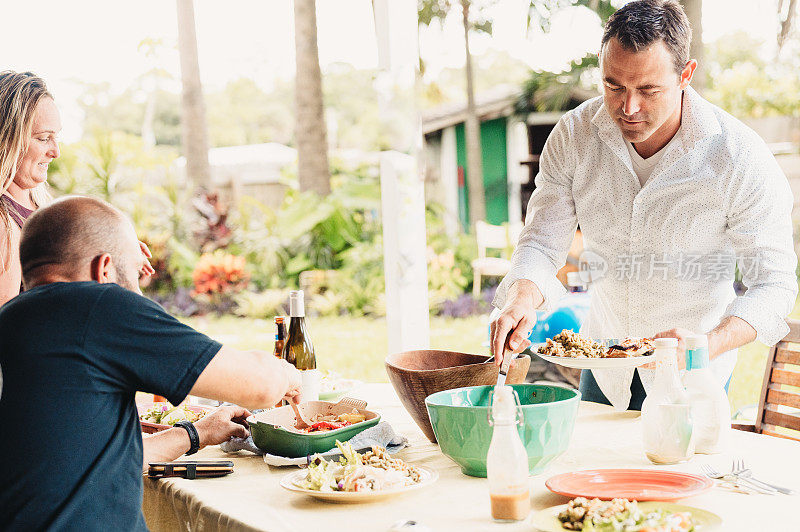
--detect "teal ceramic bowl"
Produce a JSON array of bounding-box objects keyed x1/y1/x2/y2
[{"x1": 425, "y1": 384, "x2": 580, "y2": 477}]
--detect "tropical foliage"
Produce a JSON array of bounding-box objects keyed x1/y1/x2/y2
[
  {"x1": 192, "y1": 251, "x2": 249, "y2": 296},
  {"x1": 515, "y1": 53, "x2": 599, "y2": 115},
  {"x1": 705, "y1": 31, "x2": 800, "y2": 118},
  {"x1": 47, "y1": 135, "x2": 484, "y2": 318}
]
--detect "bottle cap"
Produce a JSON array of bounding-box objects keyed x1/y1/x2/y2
[
  {"x1": 685, "y1": 334, "x2": 709, "y2": 370},
  {"x1": 289, "y1": 291, "x2": 305, "y2": 317},
  {"x1": 490, "y1": 386, "x2": 519, "y2": 424},
  {"x1": 685, "y1": 334, "x2": 708, "y2": 350},
  {"x1": 566, "y1": 272, "x2": 583, "y2": 286},
  {"x1": 653, "y1": 338, "x2": 678, "y2": 348}
]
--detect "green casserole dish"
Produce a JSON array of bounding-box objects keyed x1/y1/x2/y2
[{"x1": 247, "y1": 399, "x2": 380, "y2": 458}]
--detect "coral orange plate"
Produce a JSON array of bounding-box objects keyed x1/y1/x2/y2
[{"x1": 545, "y1": 469, "x2": 714, "y2": 502}]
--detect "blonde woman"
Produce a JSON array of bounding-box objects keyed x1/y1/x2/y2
[{"x1": 0, "y1": 71, "x2": 153, "y2": 305}]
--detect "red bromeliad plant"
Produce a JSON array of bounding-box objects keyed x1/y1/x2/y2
[{"x1": 192, "y1": 251, "x2": 249, "y2": 296}]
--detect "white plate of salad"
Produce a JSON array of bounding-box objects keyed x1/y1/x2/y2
[
  {"x1": 533, "y1": 332, "x2": 657, "y2": 370},
  {"x1": 531, "y1": 498, "x2": 721, "y2": 532},
  {"x1": 280, "y1": 441, "x2": 438, "y2": 503}
]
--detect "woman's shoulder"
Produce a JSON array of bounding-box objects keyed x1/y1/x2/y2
[{"x1": 0, "y1": 211, "x2": 21, "y2": 247}]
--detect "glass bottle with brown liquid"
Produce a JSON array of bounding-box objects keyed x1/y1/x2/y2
[
  {"x1": 487, "y1": 386, "x2": 530, "y2": 522},
  {"x1": 273, "y1": 316, "x2": 287, "y2": 407}
]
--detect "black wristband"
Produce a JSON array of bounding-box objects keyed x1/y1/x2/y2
[{"x1": 174, "y1": 421, "x2": 200, "y2": 456}]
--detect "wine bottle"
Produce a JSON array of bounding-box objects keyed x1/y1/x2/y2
[
  {"x1": 282, "y1": 290, "x2": 319, "y2": 401},
  {"x1": 273, "y1": 316, "x2": 287, "y2": 407},
  {"x1": 273, "y1": 316, "x2": 286, "y2": 359}
]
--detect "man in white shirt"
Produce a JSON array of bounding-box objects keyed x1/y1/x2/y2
[{"x1": 490, "y1": 0, "x2": 797, "y2": 409}]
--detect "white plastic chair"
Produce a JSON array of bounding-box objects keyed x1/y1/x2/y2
[{"x1": 470, "y1": 221, "x2": 523, "y2": 297}]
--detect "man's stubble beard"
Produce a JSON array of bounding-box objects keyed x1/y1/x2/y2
[{"x1": 114, "y1": 263, "x2": 137, "y2": 292}]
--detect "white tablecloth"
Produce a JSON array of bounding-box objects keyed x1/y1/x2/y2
[{"x1": 143, "y1": 383, "x2": 798, "y2": 532}]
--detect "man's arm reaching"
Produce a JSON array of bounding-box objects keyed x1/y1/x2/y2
[
  {"x1": 189, "y1": 346, "x2": 302, "y2": 410},
  {"x1": 141, "y1": 405, "x2": 251, "y2": 472},
  {"x1": 490, "y1": 279, "x2": 543, "y2": 366},
  {"x1": 654, "y1": 316, "x2": 757, "y2": 370},
  {"x1": 707, "y1": 315, "x2": 757, "y2": 359}
]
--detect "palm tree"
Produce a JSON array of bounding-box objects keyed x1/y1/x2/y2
[
  {"x1": 777, "y1": 0, "x2": 798, "y2": 53},
  {"x1": 679, "y1": 0, "x2": 705, "y2": 92},
  {"x1": 525, "y1": 0, "x2": 615, "y2": 31},
  {"x1": 419, "y1": 0, "x2": 492, "y2": 226},
  {"x1": 137, "y1": 38, "x2": 171, "y2": 149},
  {"x1": 460, "y1": 1, "x2": 486, "y2": 225},
  {"x1": 517, "y1": 1, "x2": 618, "y2": 112},
  {"x1": 294, "y1": 0, "x2": 332, "y2": 196},
  {"x1": 176, "y1": 0, "x2": 212, "y2": 190},
  {"x1": 419, "y1": 1, "x2": 615, "y2": 227}
]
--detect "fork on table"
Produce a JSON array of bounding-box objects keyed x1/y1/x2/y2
[
  {"x1": 700, "y1": 464, "x2": 777, "y2": 495},
  {"x1": 731, "y1": 458, "x2": 796, "y2": 495}
]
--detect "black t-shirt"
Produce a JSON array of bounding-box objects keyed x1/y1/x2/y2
[{"x1": 0, "y1": 282, "x2": 222, "y2": 531}]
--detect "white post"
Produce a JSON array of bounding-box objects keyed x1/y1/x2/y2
[
  {"x1": 440, "y1": 126, "x2": 460, "y2": 236},
  {"x1": 506, "y1": 119, "x2": 527, "y2": 225},
  {"x1": 373, "y1": 0, "x2": 430, "y2": 353}
]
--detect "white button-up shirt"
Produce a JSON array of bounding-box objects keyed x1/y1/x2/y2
[{"x1": 494, "y1": 87, "x2": 797, "y2": 408}]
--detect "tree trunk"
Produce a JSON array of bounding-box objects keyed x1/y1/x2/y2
[
  {"x1": 294, "y1": 0, "x2": 332, "y2": 196},
  {"x1": 176, "y1": 0, "x2": 212, "y2": 190},
  {"x1": 142, "y1": 89, "x2": 156, "y2": 149},
  {"x1": 778, "y1": 0, "x2": 798, "y2": 52},
  {"x1": 461, "y1": 0, "x2": 486, "y2": 226},
  {"x1": 679, "y1": 0, "x2": 705, "y2": 93}
]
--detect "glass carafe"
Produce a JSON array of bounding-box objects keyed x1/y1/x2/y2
[{"x1": 641, "y1": 338, "x2": 694, "y2": 464}]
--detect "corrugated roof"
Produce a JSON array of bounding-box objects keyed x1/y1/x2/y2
[{"x1": 422, "y1": 86, "x2": 519, "y2": 134}]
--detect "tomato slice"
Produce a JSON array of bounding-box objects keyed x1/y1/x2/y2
[{"x1": 309, "y1": 421, "x2": 346, "y2": 431}]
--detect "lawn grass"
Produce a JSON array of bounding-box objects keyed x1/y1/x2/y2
[
  {"x1": 184, "y1": 295, "x2": 800, "y2": 420},
  {"x1": 183, "y1": 314, "x2": 488, "y2": 385}
]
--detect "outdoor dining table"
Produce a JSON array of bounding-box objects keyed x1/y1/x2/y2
[{"x1": 142, "y1": 383, "x2": 798, "y2": 532}]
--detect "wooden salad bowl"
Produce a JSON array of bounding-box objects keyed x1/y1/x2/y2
[{"x1": 385, "y1": 350, "x2": 530, "y2": 443}]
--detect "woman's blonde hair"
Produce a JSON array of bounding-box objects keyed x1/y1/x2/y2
[{"x1": 0, "y1": 71, "x2": 54, "y2": 269}]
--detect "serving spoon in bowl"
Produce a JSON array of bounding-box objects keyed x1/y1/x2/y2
[{"x1": 289, "y1": 401, "x2": 311, "y2": 430}]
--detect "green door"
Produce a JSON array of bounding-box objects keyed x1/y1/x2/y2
[{"x1": 455, "y1": 117, "x2": 509, "y2": 231}]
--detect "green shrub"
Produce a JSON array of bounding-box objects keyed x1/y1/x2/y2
[{"x1": 233, "y1": 289, "x2": 289, "y2": 319}]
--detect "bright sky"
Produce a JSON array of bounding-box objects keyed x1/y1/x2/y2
[{"x1": 2, "y1": 0, "x2": 781, "y2": 142}]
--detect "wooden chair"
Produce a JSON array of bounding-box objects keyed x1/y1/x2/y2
[
  {"x1": 732, "y1": 319, "x2": 800, "y2": 441},
  {"x1": 471, "y1": 221, "x2": 523, "y2": 297}
]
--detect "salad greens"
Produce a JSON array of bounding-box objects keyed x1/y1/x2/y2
[
  {"x1": 296, "y1": 441, "x2": 422, "y2": 493},
  {"x1": 140, "y1": 403, "x2": 206, "y2": 425},
  {"x1": 297, "y1": 441, "x2": 361, "y2": 492},
  {"x1": 558, "y1": 498, "x2": 695, "y2": 532}
]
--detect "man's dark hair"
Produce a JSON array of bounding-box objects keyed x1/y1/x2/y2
[
  {"x1": 20, "y1": 196, "x2": 128, "y2": 287},
  {"x1": 601, "y1": 0, "x2": 692, "y2": 74}
]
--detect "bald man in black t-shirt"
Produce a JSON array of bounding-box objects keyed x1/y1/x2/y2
[{"x1": 0, "y1": 196, "x2": 302, "y2": 531}]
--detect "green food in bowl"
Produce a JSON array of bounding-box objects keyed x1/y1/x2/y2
[{"x1": 425, "y1": 384, "x2": 580, "y2": 477}]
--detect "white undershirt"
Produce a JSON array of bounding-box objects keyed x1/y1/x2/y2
[{"x1": 625, "y1": 136, "x2": 675, "y2": 187}]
